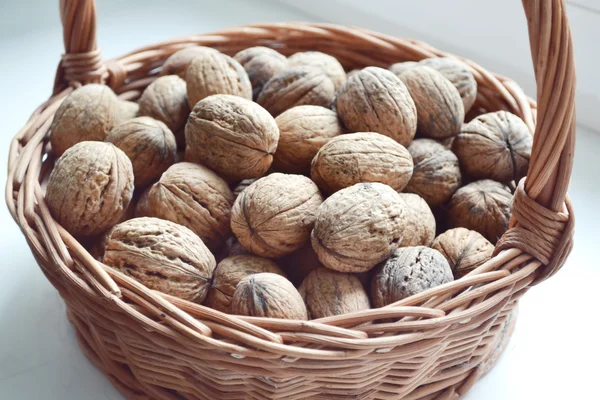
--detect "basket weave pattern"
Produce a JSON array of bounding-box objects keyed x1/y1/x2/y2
[{"x1": 6, "y1": 0, "x2": 575, "y2": 399}]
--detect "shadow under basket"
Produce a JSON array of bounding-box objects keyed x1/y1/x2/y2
[{"x1": 6, "y1": 0, "x2": 576, "y2": 399}]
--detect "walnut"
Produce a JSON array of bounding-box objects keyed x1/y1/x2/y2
[
  {"x1": 273, "y1": 105, "x2": 344, "y2": 174},
  {"x1": 336, "y1": 67, "x2": 417, "y2": 146},
  {"x1": 217, "y1": 236, "x2": 250, "y2": 261},
  {"x1": 103, "y1": 217, "x2": 216, "y2": 302},
  {"x1": 115, "y1": 100, "x2": 139, "y2": 124},
  {"x1": 419, "y1": 57, "x2": 477, "y2": 113},
  {"x1": 234, "y1": 46, "x2": 287, "y2": 100},
  {"x1": 231, "y1": 173, "x2": 323, "y2": 258},
  {"x1": 398, "y1": 66, "x2": 464, "y2": 139},
  {"x1": 346, "y1": 69, "x2": 360, "y2": 79},
  {"x1": 46, "y1": 141, "x2": 134, "y2": 237},
  {"x1": 185, "y1": 51, "x2": 252, "y2": 108},
  {"x1": 311, "y1": 132, "x2": 413, "y2": 195},
  {"x1": 278, "y1": 244, "x2": 322, "y2": 286},
  {"x1": 371, "y1": 246, "x2": 453, "y2": 307},
  {"x1": 205, "y1": 255, "x2": 285, "y2": 313},
  {"x1": 448, "y1": 180, "x2": 512, "y2": 243},
  {"x1": 146, "y1": 162, "x2": 233, "y2": 251},
  {"x1": 431, "y1": 228, "x2": 494, "y2": 278},
  {"x1": 388, "y1": 61, "x2": 418, "y2": 76},
  {"x1": 257, "y1": 66, "x2": 336, "y2": 117},
  {"x1": 287, "y1": 51, "x2": 346, "y2": 90},
  {"x1": 405, "y1": 139, "x2": 461, "y2": 206},
  {"x1": 106, "y1": 117, "x2": 177, "y2": 188},
  {"x1": 453, "y1": 111, "x2": 532, "y2": 183},
  {"x1": 138, "y1": 75, "x2": 190, "y2": 147},
  {"x1": 299, "y1": 267, "x2": 370, "y2": 319},
  {"x1": 185, "y1": 94, "x2": 279, "y2": 182},
  {"x1": 232, "y1": 273, "x2": 307, "y2": 319},
  {"x1": 159, "y1": 46, "x2": 220, "y2": 78},
  {"x1": 397, "y1": 193, "x2": 436, "y2": 247},
  {"x1": 50, "y1": 84, "x2": 120, "y2": 156},
  {"x1": 438, "y1": 135, "x2": 455, "y2": 150},
  {"x1": 311, "y1": 182, "x2": 406, "y2": 273},
  {"x1": 134, "y1": 185, "x2": 152, "y2": 218}
]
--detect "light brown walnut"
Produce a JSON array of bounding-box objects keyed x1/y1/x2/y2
[
  {"x1": 46, "y1": 141, "x2": 134, "y2": 237},
  {"x1": 419, "y1": 57, "x2": 478, "y2": 113},
  {"x1": 311, "y1": 132, "x2": 413, "y2": 195},
  {"x1": 103, "y1": 217, "x2": 216, "y2": 302},
  {"x1": 159, "y1": 46, "x2": 220, "y2": 78},
  {"x1": 146, "y1": 162, "x2": 233, "y2": 251},
  {"x1": 336, "y1": 67, "x2": 417, "y2": 146},
  {"x1": 232, "y1": 273, "x2": 307, "y2": 320},
  {"x1": 278, "y1": 244, "x2": 323, "y2": 287},
  {"x1": 234, "y1": 46, "x2": 287, "y2": 100},
  {"x1": 115, "y1": 100, "x2": 139, "y2": 124},
  {"x1": 388, "y1": 61, "x2": 418, "y2": 76},
  {"x1": 431, "y1": 228, "x2": 494, "y2": 278},
  {"x1": 205, "y1": 255, "x2": 285, "y2": 313},
  {"x1": 185, "y1": 94, "x2": 279, "y2": 182},
  {"x1": 397, "y1": 193, "x2": 436, "y2": 247},
  {"x1": 287, "y1": 51, "x2": 346, "y2": 90}
]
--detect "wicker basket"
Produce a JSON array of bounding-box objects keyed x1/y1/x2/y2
[{"x1": 6, "y1": 0, "x2": 575, "y2": 399}]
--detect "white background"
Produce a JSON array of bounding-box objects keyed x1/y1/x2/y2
[{"x1": 0, "y1": 1, "x2": 599, "y2": 399}]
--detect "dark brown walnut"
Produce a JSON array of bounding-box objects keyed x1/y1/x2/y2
[
  {"x1": 103, "y1": 217, "x2": 216, "y2": 302},
  {"x1": 371, "y1": 246, "x2": 453, "y2": 307},
  {"x1": 388, "y1": 61, "x2": 418, "y2": 76},
  {"x1": 405, "y1": 139, "x2": 461, "y2": 206},
  {"x1": 186, "y1": 51, "x2": 252, "y2": 107},
  {"x1": 185, "y1": 94, "x2": 279, "y2": 182},
  {"x1": 399, "y1": 66, "x2": 464, "y2": 139},
  {"x1": 287, "y1": 51, "x2": 346, "y2": 90},
  {"x1": 448, "y1": 180, "x2": 512, "y2": 243},
  {"x1": 146, "y1": 162, "x2": 233, "y2": 251},
  {"x1": 138, "y1": 75, "x2": 190, "y2": 147},
  {"x1": 106, "y1": 117, "x2": 177, "y2": 188},
  {"x1": 231, "y1": 173, "x2": 324, "y2": 258},
  {"x1": 234, "y1": 46, "x2": 287, "y2": 100},
  {"x1": 257, "y1": 66, "x2": 336, "y2": 117},
  {"x1": 278, "y1": 244, "x2": 322, "y2": 286},
  {"x1": 115, "y1": 100, "x2": 139, "y2": 124},
  {"x1": 419, "y1": 57, "x2": 478, "y2": 113},
  {"x1": 431, "y1": 228, "x2": 494, "y2": 278},
  {"x1": 50, "y1": 84, "x2": 121, "y2": 156},
  {"x1": 336, "y1": 67, "x2": 417, "y2": 146},
  {"x1": 46, "y1": 141, "x2": 134, "y2": 237},
  {"x1": 311, "y1": 182, "x2": 406, "y2": 273},
  {"x1": 299, "y1": 267, "x2": 370, "y2": 319},
  {"x1": 453, "y1": 111, "x2": 533, "y2": 183},
  {"x1": 232, "y1": 179, "x2": 257, "y2": 201},
  {"x1": 398, "y1": 193, "x2": 436, "y2": 247},
  {"x1": 159, "y1": 46, "x2": 220, "y2": 78},
  {"x1": 273, "y1": 105, "x2": 344, "y2": 174},
  {"x1": 311, "y1": 132, "x2": 413, "y2": 195},
  {"x1": 134, "y1": 185, "x2": 153, "y2": 218},
  {"x1": 205, "y1": 255, "x2": 285, "y2": 313},
  {"x1": 232, "y1": 273, "x2": 308, "y2": 320}
]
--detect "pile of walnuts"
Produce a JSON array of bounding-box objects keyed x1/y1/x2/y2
[{"x1": 45, "y1": 45, "x2": 532, "y2": 321}]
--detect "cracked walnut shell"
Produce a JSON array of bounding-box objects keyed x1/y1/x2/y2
[
  {"x1": 234, "y1": 46, "x2": 287, "y2": 100},
  {"x1": 431, "y1": 228, "x2": 494, "y2": 278},
  {"x1": 103, "y1": 217, "x2": 216, "y2": 302},
  {"x1": 46, "y1": 141, "x2": 134, "y2": 237},
  {"x1": 397, "y1": 193, "x2": 436, "y2": 247},
  {"x1": 287, "y1": 51, "x2": 346, "y2": 90},
  {"x1": 159, "y1": 46, "x2": 220, "y2": 78}
]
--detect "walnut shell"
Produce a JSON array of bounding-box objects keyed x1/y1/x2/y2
[
  {"x1": 431, "y1": 228, "x2": 494, "y2": 278},
  {"x1": 115, "y1": 100, "x2": 140, "y2": 124},
  {"x1": 287, "y1": 51, "x2": 346, "y2": 90},
  {"x1": 257, "y1": 66, "x2": 336, "y2": 117},
  {"x1": 273, "y1": 105, "x2": 343, "y2": 174},
  {"x1": 159, "y1": 46, "x2": 220, "y2": 78},
  {"x1": 311, "y1": 182, "x2": 406, "y2": 273},
  {"x1": 46, "y1": 141, "x2": 134, "y2": 237},
  {"x1": 453, "y1": 111, "x2": 532, "y2": 183},
  {"x1": 234, "y1": 46, "x2": 287, "y2": 100},
  {"x1": 103, "y1": 217, "x2": 216, "y2": 302},
  {"x1": 185, "y1": 94, "x2": 279, "y2": 182},
  {"x1": 299, "y1": 267, "x2": 370, "y2": 319},
  {"x1": 336, "y1": 67, "x2": 417, "y2": 146},
  {"x1": 371, "y1": 246, "x2": 453, "y2": 307},
  {"x1": 50, "y1": 84, "x2": 120, "y2": 156},
  {"x1": 397, "y1": 193, "x2": 436, "y2": 247},
  {"x1": 146, "y1": 162, "x2": 233, "y2": 251},
  {"x1": 405, "y1": 139, "x2": 461, "y2": 206},
  {"x1": 346, "y1": 69, "x2": 360, "y2": 79},
  {"x1": 311, "y1": 132, "x2": 413, "y2": 195},
  {"x1": 232, "y1": 273, "x2": 307, "y2": 320},
  {"x1": 186, "y1": 52, "x2": 252, "y2": 107},
  {"x1": 138, "y1": 75, "x2": 190, "y2": 146},
  {"x1": 388, "y1": 61, "x2": 418, "y2": 76},
  {"x1": 448, "y1": 180, "x2": 512, "y2": 243},
  {"x1": 278, "y1": 244, "x2": 322, "y2": 287},
  {"x1": 232, "y1": 179, "x2": 257, "y2": 201},
  {"x1": 399, "y1": 66, "x2": 464, "y2": 139},
  {"x1": 106, "y1": 117, "x2": 177, "y2": 188},
  {"x1": 205, "y1": 255, "x2": 285, "y2": 313},
  {"x1": 231, "y1": 173, "x2": 324, "y2": 258},
  {"x1": 419, "y1": 57, "x2": 477, "y2": 113}
]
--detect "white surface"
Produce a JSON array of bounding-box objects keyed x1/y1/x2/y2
[{"x1": 0, "y1": 1, "x2": 598, "y2": 399}]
